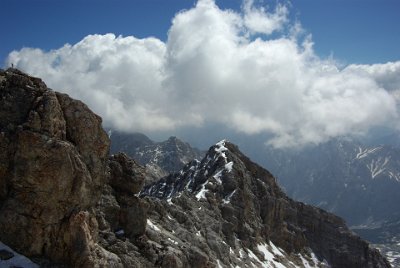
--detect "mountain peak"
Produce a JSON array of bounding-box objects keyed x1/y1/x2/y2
[
  {"x1": 141, "y1": 140, "x2": 389, "y2": 267},
  {"x1": 212, "y1": 139, "x2": 232, "y2": 161},
  {"x1": 167, "y1": 136, "x2": 179, "y2": 142},
  {"x1": 141, "y1": 138, "x2": 286, "y2": 205},
  {"x1": 110, "y1": 131, "x2": 204, "y2": 182}
]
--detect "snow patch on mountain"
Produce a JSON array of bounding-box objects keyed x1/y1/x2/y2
[
  {"x1": 195, "y1": 182, "x2": 209, "y2": 201},
  {"x1": 0, "y1": 241, "x2": 39, "y2": 268},
  {"x1": 356, "y1": 146, "x2": 383, "y2": 159},
  {"x1": 147, "y1": 219, "x2": 161, "y2": 232},
  {"x1": 225, "y1": 161, "x2": 233, "y2": 172},
  {"x1": 367, "y1": 157, "x2": 390, "y2": 179},
  {"x1": 388, "y1": 171, "x2": 400, "y2": 181},
  {"x1": 352, "y1": 145, "x2": 400, "y2": 181},
  {"x1": 223, "y1": 189, "x2": 237, "y2": 204},
  {"x1": 215, "y1": 139, "x2": 228, "y2": 159}
]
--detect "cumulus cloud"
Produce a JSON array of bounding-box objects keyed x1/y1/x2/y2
[
  {"x1": 6, "y1": 0, "x2": 400, "y2": 148},
  {"x1": 243, "y1": 0, "x2": 288, "y2": 35},
  {"x1": 343, "y1": 62, "x2": 400, "y2": 114},
  {"x1": 8, "y1": 34, "x2": 172, "y2": 132}
]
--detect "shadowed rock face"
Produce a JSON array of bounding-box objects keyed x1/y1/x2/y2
[{"x1": 0, "y1": 69, "x2": 391, "y2": 267}]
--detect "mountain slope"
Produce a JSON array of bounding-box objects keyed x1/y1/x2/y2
[
  {"x1": 141, "y1": 140, "x2": 390, "y2": 268},
  {"x1": 250, "y1": 138, "x2": 400, "y2": 226},
  {"x1": 109, "y1": 130, "x2": 154, "y2": 153}
]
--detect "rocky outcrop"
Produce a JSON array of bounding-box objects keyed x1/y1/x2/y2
[
  {"x1": 109, "y1": 153, "x2": 145, "y2": 195},
  {"x1": 0, "y1": 69, "x2": 132, "y2": 267}
]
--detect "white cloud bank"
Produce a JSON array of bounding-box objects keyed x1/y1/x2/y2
[{"x1": 6, "y1": 0, "x2": 400, "y2": 147}]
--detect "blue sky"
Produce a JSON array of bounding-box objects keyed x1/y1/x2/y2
[
  {"x1": 2, "y1": 0, "x2": 399, "y2": 66},
  {"x1": 3, "y1": 0, "x2": 400, "y2": 148}
]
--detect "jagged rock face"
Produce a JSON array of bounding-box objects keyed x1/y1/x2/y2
[
  {"x1": 142, "y1": 140, "x2": 390, "y2": 268},
  {"x1": 0, "y1": 69, "x2": 115, "y2": 266},
  {"x1": 109, "y1": 153, "x2": 145, "y2": 195},
  {"x1": 104, "y1": 152, "x2": 149, "y2": 238},
  {"x1": 110, "y1": 131, "x2": 204, "y2": 182}
]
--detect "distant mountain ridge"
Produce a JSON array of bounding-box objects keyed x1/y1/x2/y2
[
  {"x1": 253, "y1": 138, "x2": 400, "y2": 226},
  {"x1": 109, "y1": 130, "x2": 204, "y2": 182}
]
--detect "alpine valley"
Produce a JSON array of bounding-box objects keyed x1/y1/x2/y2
[{"x1": 0, "y1": 69, "x2": 392, "y2": 267}]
